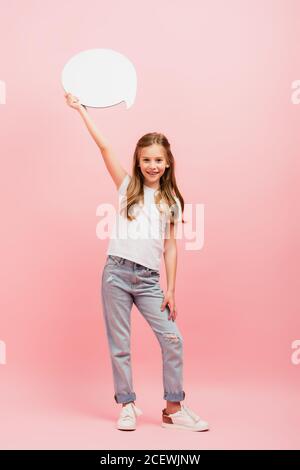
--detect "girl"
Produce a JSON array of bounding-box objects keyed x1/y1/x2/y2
[{"x1": 64, "y1": 92, "x2": 209, "y2": 432}]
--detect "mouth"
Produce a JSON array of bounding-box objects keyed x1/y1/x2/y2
[{"x1": 146, "y1": 172, "x2": 159, "y2": 176}]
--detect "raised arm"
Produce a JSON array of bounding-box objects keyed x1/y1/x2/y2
[{"x1": 64, "y1": 92, "x2": 128, "y2": 190}]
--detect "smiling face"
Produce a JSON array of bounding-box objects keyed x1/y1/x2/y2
[{"x1": 138, "y1": 143, "x2": 169, "y2": 189}]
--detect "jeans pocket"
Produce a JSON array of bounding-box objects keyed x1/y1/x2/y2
[
  {"x1": 150, "y1": 270, "x2": 160, "y2": 277},
  {"x1": 142, "y1": 268, "x2": 160, "y2": 279},
  {"x1": 107, "y1": 255, "x2": 123, "y2": 266}
]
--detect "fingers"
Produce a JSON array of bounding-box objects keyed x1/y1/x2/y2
[
  {"x1": 172, "y1": 307, "x2": 177, "y2": 321},
  {"x1": 167, "y1": 304, "x2": 177, "y2": 321},
  {"x1": 64, "y1": 92, "x2": 78, "y2": 101},
  {"x1": 64, "y1": 92, "x2": 81, "y2": 109},
  {"x1": 169, "y1": 309, "x2": 176, "y2": 321},
  {"x1": 171, "y1": 306, "x2": 178, "y2": 321},
  {"x1": 167, "y1": 302, "x2": 173, "y2": 320},
  {"x1": 161, "y1": 293, "x2": 178, "y2": 321}
]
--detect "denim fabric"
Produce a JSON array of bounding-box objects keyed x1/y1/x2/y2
[{"x1": 101, "y1": 254, "x2": 186, "y2": 404}]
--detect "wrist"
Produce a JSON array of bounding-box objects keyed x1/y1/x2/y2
[
  {"x1": 167, "y1": 288, "x2": 175, "y2": 294},
  {"x1": 78, "y1": 104, "x2": 87, "y2": 114}
]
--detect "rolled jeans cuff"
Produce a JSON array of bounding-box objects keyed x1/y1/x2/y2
[
  {"x1": 163, "y1": 390, "x2": 185, "y2": 401},
  {"x1": 114, "y1": 392, "x2": 137, "y2": 404}
]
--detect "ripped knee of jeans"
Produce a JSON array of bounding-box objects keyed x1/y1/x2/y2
[{"x1": 163, "y1": 332, "x2": 181, "y2": 343}]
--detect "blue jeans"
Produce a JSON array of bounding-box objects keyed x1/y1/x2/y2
[{"x1": 101, "y1": 255, "x2": 185, "y2": 404}]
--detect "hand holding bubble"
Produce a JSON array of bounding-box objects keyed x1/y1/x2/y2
[{"x1": 64, "y1": 92, "x2": 86, "y2": 111}]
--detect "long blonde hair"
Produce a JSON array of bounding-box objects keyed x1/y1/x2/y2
[{"x1": 120, "y1": 132, "x2": 185, "y2": 225}]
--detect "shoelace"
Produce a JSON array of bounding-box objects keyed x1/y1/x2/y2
[
  {"x1": 121, "y1": 404, "x2": 143, "y2": 420},
  {"x1": 181, "y1": 404, "x2": 201, "y2": 422},
  {"x1": 163, "y1": 404, "x2": 201, "y2": 422}
]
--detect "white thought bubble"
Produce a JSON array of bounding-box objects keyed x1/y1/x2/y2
[{"x1": 61, "y1": 48, "x2": 137, "y2": 109}]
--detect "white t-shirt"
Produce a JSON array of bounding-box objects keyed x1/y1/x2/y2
[{"x1": 106, "y1": 174, "x2": 182, "y2": 271}]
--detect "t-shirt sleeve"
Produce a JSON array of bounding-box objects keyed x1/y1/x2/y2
[{"x1": 117, "y1": 173, "x2": 131, "y2": 195}]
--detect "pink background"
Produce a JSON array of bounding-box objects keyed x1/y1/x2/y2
[{"x1": 0, "y1": 0, "x2": 299, "y2": 449}]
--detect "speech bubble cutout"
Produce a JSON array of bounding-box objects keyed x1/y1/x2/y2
[{"x1": 61, "y1": 48, "x2": 137, "y2": 109}]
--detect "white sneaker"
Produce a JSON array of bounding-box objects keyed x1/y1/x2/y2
[
  {"x1": 161, "y1": 403, "x2": 209, "y2": 431},
  {"x1": 116, "y1": 402, "x2": 143, "y2": 431}
]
